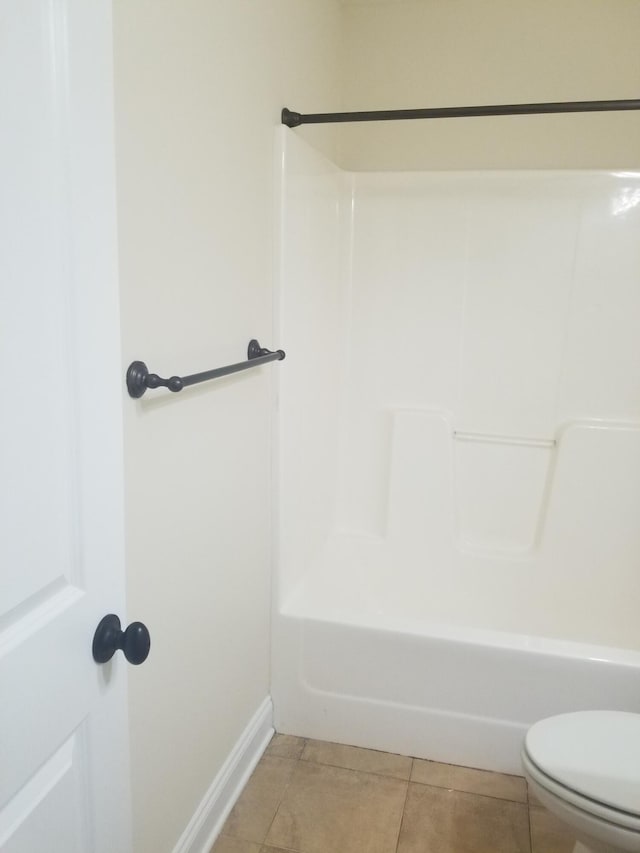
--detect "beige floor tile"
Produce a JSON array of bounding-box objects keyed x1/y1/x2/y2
[
  {"x1": 265, "y1": 760, "x2": 407, "y2": 853},
  {"x1": 530, "y1": 805, "x2": 577, "y2": 853},
  {"x1": 265, "y1": 733, "x2": 307, "y2": 760},
  {"x1": 411, "y1": 758, "x2": 527, "y2": 803},
  {"x1": 210, "y1": 837, "x2": 261, "y2": 853},
  {"x1": 302, "y1": 738, "x2": 412, "y2": 780},
  {"x1": 221, "y1": 757, "x2": 297, "y2": 844},
  {"x1": 397, "y1": 782, "x2": 531, "y2": 853}
]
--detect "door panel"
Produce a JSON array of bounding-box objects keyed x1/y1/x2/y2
[
  {"x1": 0, "y1": 0, "x2": 131, "y2": 850},
  {"x1": 1, "y1": 735, "x2": 89, "y2": 853},
  {"x1": 1, "y1": 0, "x2": 76, "y2": 617}
]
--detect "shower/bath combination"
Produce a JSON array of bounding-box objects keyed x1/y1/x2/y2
[{"x1": 272, "y1": 119, "x2": 640, "y2": 777}]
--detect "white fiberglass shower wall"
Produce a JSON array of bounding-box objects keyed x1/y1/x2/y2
[{"x1": 272, "y1": 129, "x2": 640, "y2": 772}]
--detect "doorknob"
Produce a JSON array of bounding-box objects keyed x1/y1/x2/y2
[{"x1": 92, "y1": 614, "x2": 151, "y2": 665}]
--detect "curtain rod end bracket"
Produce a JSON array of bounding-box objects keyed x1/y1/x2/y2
[{"x1": 282, "y1": 107, "x2": 302, "y2": 128}]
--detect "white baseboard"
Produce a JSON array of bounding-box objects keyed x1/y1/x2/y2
[{"x1": 172, "y1": 695, "x2": 274, "y2": 853}]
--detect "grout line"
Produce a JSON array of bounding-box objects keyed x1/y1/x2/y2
[
  {"x1": 262, "y1": 845, "x2": 300, "y2": 853},
  {"x1": 394, "y1": 767, "x2": 413, "y2": 853},
  {"x1": 299, "y1": 740, "x2": 414, "y2": 782},
  {"x1": 298, "y1": 755, "x2": 412, "y2": 783},
  {"x1": 408, "y1": 778, "x2": 528, "y2": 806},
  {"x1": 413, "y1": 755, "x2": 525, "y2": 781},
  {"x1": 260, "y1": 748, "x2": 305, "y2": 849}
]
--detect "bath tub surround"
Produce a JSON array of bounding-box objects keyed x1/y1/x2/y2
[{"x1": 272, "y1": 130, "x2": 640, "y2": 772}]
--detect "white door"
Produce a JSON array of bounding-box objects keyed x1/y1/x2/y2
[{"x1": 0, "y1": 1, "x2": 132, "y2": 851}]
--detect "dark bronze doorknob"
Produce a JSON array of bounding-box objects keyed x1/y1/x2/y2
[{"x1": 92, "y1": 614, "x2": 150, "y2": 665}]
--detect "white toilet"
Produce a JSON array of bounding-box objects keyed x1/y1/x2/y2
[{"x1": 522, "y1": 711, "x2": 640, "y2": 853}]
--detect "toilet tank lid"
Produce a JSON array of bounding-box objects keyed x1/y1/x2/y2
[{"x1": 525, "y1": 711, "x2": 640, "y2": 816}]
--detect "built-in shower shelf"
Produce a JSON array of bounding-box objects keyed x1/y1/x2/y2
[{"x1": 453, "y1": 431, "x2": 556, "y2": 448}]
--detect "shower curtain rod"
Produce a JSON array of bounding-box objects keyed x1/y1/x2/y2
[{"x1": 281, "y1": 99, "x2": 640, "y2": 127}]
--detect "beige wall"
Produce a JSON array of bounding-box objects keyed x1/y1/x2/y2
[
  {"x1": 114, "y1": 1, "x2": 639, "y2": 848},
  {"x1": 338, "y1": 0, "x2": 640, "y2": 170},
  {"x1": 113, "y1": 2, "x2": 340, "y2": 850}
]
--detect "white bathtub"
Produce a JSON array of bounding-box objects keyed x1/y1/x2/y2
[{"x1": 272, "y1": 544, "x2": 640, "y2": 774}]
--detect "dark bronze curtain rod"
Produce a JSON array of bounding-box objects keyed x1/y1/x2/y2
[{"x1": 282, "y1": 99, "x2": 640, "y2": 127}]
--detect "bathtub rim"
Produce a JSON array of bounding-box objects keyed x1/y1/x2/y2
[{"x1": 279, "y1": 597, "x2": 640, "y2": 668}]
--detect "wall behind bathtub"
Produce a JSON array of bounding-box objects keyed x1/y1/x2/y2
[
  {"x1": 338, "y1": 0, "x2": 640, "y2": 171},
  {"x1": 113, "y1": 2, "x2": 340, "y2": 851}
]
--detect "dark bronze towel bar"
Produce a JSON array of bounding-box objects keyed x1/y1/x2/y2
[{"x1": 126, "y1": 339, "x2": 285, "y2": 398}]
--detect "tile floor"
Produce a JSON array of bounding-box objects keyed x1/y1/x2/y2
[{"x1": 211, "y1": 734, "x2": 578, "y2": 853}]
